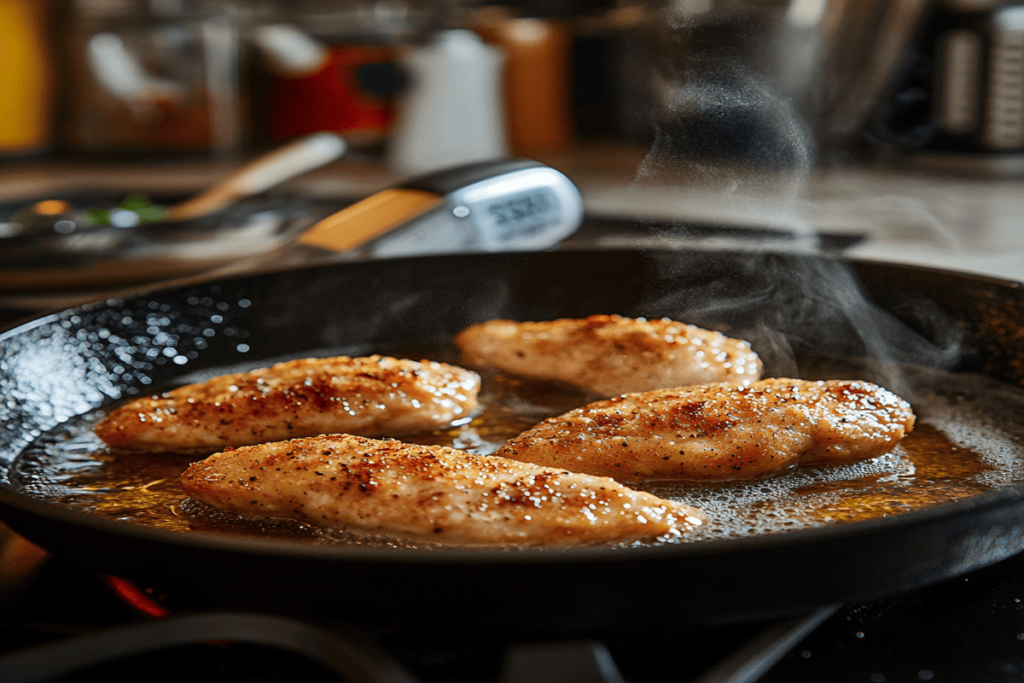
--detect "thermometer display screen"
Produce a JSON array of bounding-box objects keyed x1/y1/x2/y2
[{"x1": 483, "y1": 189, "x2": 560, "y2": 239}]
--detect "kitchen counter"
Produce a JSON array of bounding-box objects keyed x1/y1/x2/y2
[{"x1": 2, "y1": 143, "x2": 1022, "y2": 286}]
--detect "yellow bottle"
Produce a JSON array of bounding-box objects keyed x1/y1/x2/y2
[{"x1": 0, "y1": 0, "x2": 54, "y2": 155}]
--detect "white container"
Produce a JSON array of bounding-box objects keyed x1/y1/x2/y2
[{"x1": 388, "y1": 29, "x2": 509, "y2": 174}]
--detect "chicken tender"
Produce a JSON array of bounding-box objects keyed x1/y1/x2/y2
[
  {"x1": 496, "y1": 378, "x2": 915, "y2": 481},
  {"x1": 454, "y1": 315, "x2": 762, "y2": 397},
  {"x1": 178, "y1": 434, "x2": 704, "y2": 545},
  {"x1": 96, "y1": 355, "x2": 480, "y2": 454}
]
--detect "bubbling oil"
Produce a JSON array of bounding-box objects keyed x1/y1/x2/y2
[{"x1": 11, "y1": 351, "x2": 1024, "y2": 548}]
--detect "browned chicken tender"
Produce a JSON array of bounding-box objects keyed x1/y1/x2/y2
[
  {"x1": 178, "y1": 434, "x2": 705, "y2": 545},
  {"x1": 495, "y1": 378, "x2": 916, "y2": 481},
  {"x1": 95, "y1": 355, "x2": 480, "y2": 454},
  {"x1": 454, "y1": 314, "x2": 762, "y2": 397}
]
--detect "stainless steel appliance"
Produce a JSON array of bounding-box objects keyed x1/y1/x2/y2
[{"x1": 639, "y1": 0, "x2": 1024, "y2": 174}]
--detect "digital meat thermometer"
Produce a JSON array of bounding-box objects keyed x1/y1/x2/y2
[{"x1": 282, "y1": 158, "x2": 585, "y2": 265}]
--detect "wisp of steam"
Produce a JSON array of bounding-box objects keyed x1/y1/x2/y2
[{"x1": 628, "y1": 0, "x2": 962, "y2": 397}]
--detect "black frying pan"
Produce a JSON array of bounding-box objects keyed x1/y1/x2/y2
[{"x1": 1, "y1": 247, "x2": 1022, "y2": 634}]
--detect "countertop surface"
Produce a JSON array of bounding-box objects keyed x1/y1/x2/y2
[{"x1": 2, "y1": 143, "x2": 1022, "y2": 288}]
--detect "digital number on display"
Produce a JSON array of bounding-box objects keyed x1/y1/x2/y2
[{"x1": 486, "y1": 190, "x2": 558, "y2": 238}]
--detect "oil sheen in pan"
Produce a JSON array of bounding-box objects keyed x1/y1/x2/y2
[{"x1": 9, "y1": 354, "x2": 1024, "y2": 548}]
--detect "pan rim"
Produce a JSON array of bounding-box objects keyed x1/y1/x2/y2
[
  {"x1": 845, "y1": 254, "x2": 1024, "y2": 289},
  {"x1": 2, "y1": 249, "x2": 1020, "y2": 339}
]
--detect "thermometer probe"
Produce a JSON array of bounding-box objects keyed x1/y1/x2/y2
[{"x1": 284, "y1": 158, "x2": 584, "y2": 264}]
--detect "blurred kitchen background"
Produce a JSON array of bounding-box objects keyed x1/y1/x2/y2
[{"x1": 1, "y1": 0, "x2": 1023, "y2": 315}]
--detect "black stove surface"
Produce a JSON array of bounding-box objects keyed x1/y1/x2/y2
[{"x1": 1, "y1": 523, "x2": 1023, "y2": 683}]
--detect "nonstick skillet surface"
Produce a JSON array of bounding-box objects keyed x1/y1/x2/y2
[{"x1": 1, "y1": 248, "x2": 1023, "y2": 633}]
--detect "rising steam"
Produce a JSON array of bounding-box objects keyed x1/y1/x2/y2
[
  {"x1": 638, "y1": 66, "x2": 813, "y2": 203},
  {"x1": 635, "y1": 1, "x2": 813, "y2": 200},
  {"x1": 628, "y1": 1, "x2": 962, "y2": 396}
]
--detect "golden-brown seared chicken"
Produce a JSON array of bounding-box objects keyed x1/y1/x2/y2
[
  {"x1": 454, "y1": 315, "x2": 762, "y2": 397},
  {"x1": 179, "y1": 434, "x2": 704, "y2": 545},
  {"x1": 95, "y1": 356, "x2": 480, "y2": 454},
  {"x1": 496, "y1": 379, "x2": 915, "y2": 481}
]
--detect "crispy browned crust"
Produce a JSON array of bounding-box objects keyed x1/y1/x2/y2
[
  {"x1": 455, "y1": 314, "x2": 762, "y2": 397},
  {"x1": 95, "y1": 355, "x2": 480, "y2": 453},
  {"x1": 179, "y1": 434, "x2": 704, "y2": 545},
  {"x1": 496, "y1": 378, "x2": 916, "y2": 480}
]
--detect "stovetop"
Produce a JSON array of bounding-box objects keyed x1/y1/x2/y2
[
  {"x1": 1, "y1": 522, "x2": 1023, "y2": 683},
  {"x1": 1, "y1": 156, "x2": 1022, "y2": 682}
]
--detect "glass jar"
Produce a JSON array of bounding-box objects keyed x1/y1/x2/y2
[{"x1": 59, "y1": 0, "x2": 245, "y2": 156}]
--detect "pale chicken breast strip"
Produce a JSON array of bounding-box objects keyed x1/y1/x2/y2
[
  {"x1": 496, "y1": 378, "x2": 915, "y2": 481},
  {"x1": 179, "y1": 434, "x2": 705, "y2": 545},
  {"x1": 95, "y1": 355, "x2": 480, "y2": 454},
  {"x1": 454, "y1": 315, "x2": 762, "y2": 397}
]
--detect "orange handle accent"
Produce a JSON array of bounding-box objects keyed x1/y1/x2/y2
[{"x1": 297, "y1": 188, "x2": 440, "y2": 253}]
